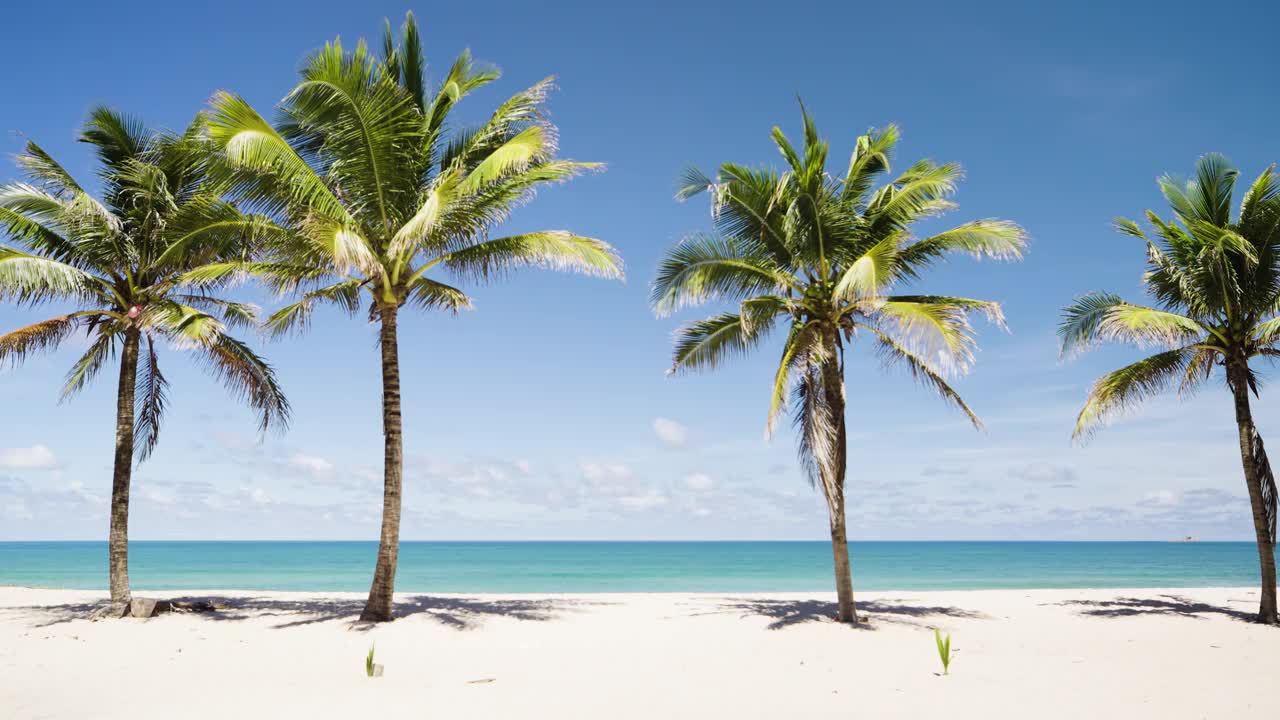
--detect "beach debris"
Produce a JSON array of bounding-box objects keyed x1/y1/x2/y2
[
  {"x1": 89, "y1": 603, "x2": 129, "y2": 621},
  {"x1": 366, "y1": 644, "x2": 383, "y2": 677},
  {"x1": 89, "y1": 598, "x2": 221, "y2": 620},
  {"x1": 467, "y1": 678, "x2": 496, "y2": 684},
  {"x1": 129, "y1": 598, "x2": 160, "y2": 618},
  {"x1": 168, "y1": 600, "x2": 221, "y2": 613},
  {"x1": 934, "y1": 628, "x2": 953, "y2": 675}
]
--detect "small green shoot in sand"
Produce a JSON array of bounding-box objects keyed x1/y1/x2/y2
[
  {"x1": 366, "y1": 644, "x2": 376, "y2": 678},
  {"x1": 934, "y1": 628, "x2": 952, "y2": 675}
]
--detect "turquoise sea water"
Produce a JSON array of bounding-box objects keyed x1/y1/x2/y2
[{"x1": 0, "y1": 542, "x2": 1268, "y2": 592}]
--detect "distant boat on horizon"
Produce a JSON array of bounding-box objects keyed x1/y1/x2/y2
[{"x1": 1170, "y1": 536, "x2": 1198, "y2": 543}]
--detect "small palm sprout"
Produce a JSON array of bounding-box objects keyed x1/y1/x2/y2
[
  {"x1": 652, "y1": 105, "x2": 1025, "y2": 623},
  {"x1": 0, "y1": 109, "x2": 290, "y2": 605},
  {"x1": 1060, "y1": 154, "x2": 1280, "y2": 624},
  {"x1": 934, "y1": 628, "x2": 953, "y2": 675}
]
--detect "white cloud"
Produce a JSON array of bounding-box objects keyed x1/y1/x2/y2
[
  {"x1": 581, "y1": 461, "x2": 631, "y2": 482},
  {"x1": 653, "y1": 418, "x2": 689, "y2": 448},
  {"x1": 1144, "y1": 489, "x2": 1180, "y2": 507},
  {"x1": 289, "y1": 453, "x2": 333, "y2": 476},
  {"x1": 618, "y1": 491, "x2": 668, "y2": 511},
  {"x1": 684, "y1": 472, "x2": 715, "y2": 491},
  {"x1": 516, "y1": 460, "x2": 533, "y2": 475},
  {"x1": 143, "y1": 487, "x2": 177, "y2": 506},
  {"x1": 0, "y1": 445, "x2": 57, "y2": 470},
  {"x1": 249, "y1": 488, "x2": 272, "y2": 505}
]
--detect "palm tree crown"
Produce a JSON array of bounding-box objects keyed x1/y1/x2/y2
[
  {"x1": 0, "y1": 109, "x2": 290, "y2": 450},
  {"x1": 201, "y1": 16, "x2": 621, "y2": 328},
  {"x1": 654, "y1": 109, "x2": 1024, "y2": 466}
]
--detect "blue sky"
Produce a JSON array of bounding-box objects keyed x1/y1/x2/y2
[{"x1": 2, "y1": 0, "x2": 1278, "y2": 541}]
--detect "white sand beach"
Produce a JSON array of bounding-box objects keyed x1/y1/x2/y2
[{"x1": 1, "y1": 586, "x2": 1277, "y2": 719}]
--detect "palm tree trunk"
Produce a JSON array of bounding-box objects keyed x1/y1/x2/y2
[
  {"x1": 827, "y1": 491, "x2": 856, "y2": 623},
  {"x1": 108, "y1": 328, "x2": 140, "y2": 606},
  {"x1": 361, "y1": 304, "x2": 404, "y2": 622},
  {"x1": 1227, "y1": 359, "x2": 1278, "y2": 624},
  {"x1": 819, "y1": 329, "x2": 856, "y2": 624}
]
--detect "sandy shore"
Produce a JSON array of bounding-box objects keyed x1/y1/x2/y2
[{"x1": 1, "y1": 586, "x2": 1277, "y2": 719}]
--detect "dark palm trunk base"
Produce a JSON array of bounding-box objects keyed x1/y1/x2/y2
[
  {"x1": 361, "y1": 306, "x2": 404, "y2": 622},
  {"x1": 108, "y1": 329, "x2": 141, "y2": 606},
  {"x1": 1228, "y1": 360, "x2": 1279, "y2": 624}
]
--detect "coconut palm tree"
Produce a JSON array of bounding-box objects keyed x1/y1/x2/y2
[
  {"x1": 652, "y1": 108, "x2": 1025, "y2": 623},
  {"x1": 0, "y1": 109, "x2": 290, "y2": 607},
  {"x1": 1060, "y1": 154, "x2": 1280, "y2": 623},
  {"x1": 203, "y1": 13, "x2": 623, "y2": 621}
]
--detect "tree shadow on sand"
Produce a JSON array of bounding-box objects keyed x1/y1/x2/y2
[
  {"x1": 5, "y1": 595, "x2": 607, "y2": 631},
  {"x1": 1052, "y1": 594, "x2": 1258, "y2": 623},
  {"x1": 704, "y1": 598, "x2": 988, "y2": 631}
]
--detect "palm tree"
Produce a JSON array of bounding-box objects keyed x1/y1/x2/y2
[
  {"x1": 652, "y1": 108, "x2": 1025, "y2": 623},
  {"x1": 1060, "y1": 154, "x2": 1280, "y2": 623},
  {"x1": 203, "y1": 13, "x2": 623, "y2": 621},
  {"x1": 0, "y1": 109, "x2": 290, "y2": 607}
]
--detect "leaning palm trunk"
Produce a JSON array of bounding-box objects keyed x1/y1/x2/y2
[
  {"x1": 1227, "y1": 360, "x2": 1279, "y2": 623},
  {"x1": 362, "y1": 306, "x2": 404, "y2": 622},
  {"x1": 1060, "y1": 155, "x2": 1280, "y2": 626},
  {"x1": 108, "y1": 329, "x2": 141, "y2": 605}
]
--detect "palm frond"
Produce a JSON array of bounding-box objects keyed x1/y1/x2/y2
[
  {"x1": 895, "y1": 220, "x2": 1027, "y2": 278},
  {"x1": 198, "y1": 334, "x2": 290, "y2": 433},
  {"x1": 1097, "y1": 304, "x2": 1207, "y2": 349},
  {"x1": 1159, "y1": 153, "x2": 1237, "y2": 228},
  {"x1": 134, "y1": 335, "x2": 169, "y2": 460},
  {"x1": 0, "y1": 315, "x2": 77, "y2": 368},
  {"x1": 177, "y1": 295, "x2": 261, "y2": 330},
  {"x1": 651, "y1": 233, "x2": 798, "y2": 315},
  {"x1": 62, "y1": 332, "x2": 117, "y2": 399},
  {"x1": 143, "y1": 302, "x2": 226, "y2": 348},
  {"x1": 791, "y1": 361, "x2": 840, "y2": 492},
  {"x1": 766, "y1": 320, "x2": 822, "y2": 434},
  {"x1": 841, "y1": 124, "x2": 898, "y2": 205},
  {"x1": 458, "y1": 126, "x2": 554, "y2": 195},
  {"x1": 857, "y1": 321, "x2": 982, "y2": 429},
  {"x1": 263, "y1": 279, "x2": 365, "y2": 338},
  {"x1": 833, "y1": 234, "x2": 898, "y2": 301},
  {"x1": 286, "y1": 39, "x2": 422, "y2": 233},
  {"x1": 1252, "y1": 427, "x2": 1277, "y2": 544},
  {"x1": 207, "y1": 91, "x2": 353, "y2": 224},
  {"x1": 81, "y1": 107, "x2": 149, "y2": 171},
  {"x1": 1059, "y1": 292, "x2": 1127, "y2": 357},
  {"x1": 868, "y1": 298, "x2": 979, "y2": 374},
  {"x1": 437, "y1": 231, "x2": 622, "y2": 283},
  {"x1": 1073, "y1": 347, "x2": 1196, "y2": 441},
  {"x1": 16, "y1": 142, "x2": 85, "y2": 196},
  {"x1": 406, "y1": 276, "x2": 472, "y2": 314},
  {"x1": 0, "y1": 246, "x2": 103, "y2": 304},
  {"x1": 670, "y1": 311, "x2": 777, "y2": 374},
  {"x1": 675, "y1": 166, "x2": 716, "y2": 202}
]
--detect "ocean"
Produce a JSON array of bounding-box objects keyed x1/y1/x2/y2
[{"x1": 0, "y1": 541, "x2": 1267, "y2": 593}]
